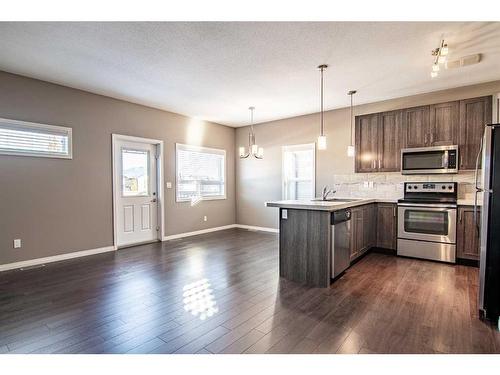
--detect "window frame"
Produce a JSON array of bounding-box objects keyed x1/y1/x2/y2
[
  {"x1": 282, "y1": 143, "x2": 316, "y2": 200},
  {"x1": 0, "y1": 117, "x2": 73, "y2": 159},
  {"x1": 175, "y1": 143, "x2": 227, "y2": 203}
]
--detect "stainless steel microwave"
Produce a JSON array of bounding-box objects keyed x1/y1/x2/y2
[{"x1": 401, "y1": 145, "x2": 458, "y2": 174}]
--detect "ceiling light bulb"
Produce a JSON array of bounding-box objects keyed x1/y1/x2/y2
[
  {"x1": 347, "y1": 145, "x2": 355, "y2": 157},
  {"x1": 441, "y1": 44, "x2": 449, "y2": 56},
  {"x1": 257, "y1": 147, "x2": 264, "y2": 158},
  {"x1": 431, "y1": 71, "x2": 438, "y2": 78},
  {"x1": 432, "y1": 64, "x2": 440, "y2": 72},
  {"x1": 438, "y1": 55, "x2": 446, "y2": 64},
  {"x1": 239, "y1": 147, "x2": 247, "y2": 157},
  {"x1": 251, "y1": 144, "x2": 258, "y2": 155},
  {"x1": 317, "y1": 135, "x2": 327, "y2": 150}
]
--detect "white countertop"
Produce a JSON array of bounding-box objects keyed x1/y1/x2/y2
[
  {"x1": 266, "y1": 196, "x2": 480, "y2": 210},
  {"x1": 266, "y1": 197, "x2": 399, "y2": 211}
]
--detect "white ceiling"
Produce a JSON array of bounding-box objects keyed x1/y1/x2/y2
[{"x1": 0, "y1": 22, "x2": 499, "y2": 127}]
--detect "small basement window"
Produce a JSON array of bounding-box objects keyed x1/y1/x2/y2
[{"x1": 0, "y1": 118, "x2": 72, "y2": 159}]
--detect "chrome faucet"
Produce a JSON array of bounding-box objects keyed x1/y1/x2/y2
[{"x1": 321, "y1": 185, "x2": 336, "y2": 200}]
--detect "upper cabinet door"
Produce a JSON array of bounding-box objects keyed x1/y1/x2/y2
[
  {"x1": 402, "y1": 106, "x2": 430, "y2": 148},
  {"x1": 459, "y1": 96, "x2": 492, "y2": 170},
  {"x1": 429, "y1": 101, "x2": 459, "y2": 146},
  {"x1": 355, "y1": 114, "x2": 379, "y2": 172},
  {"x1": 378, "y1": 110, "x2": 402, "y2": 172}
]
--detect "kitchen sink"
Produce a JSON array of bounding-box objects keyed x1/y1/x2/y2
[{"x1": 310, "y1": 198, "x2": 360, "y2": 202}]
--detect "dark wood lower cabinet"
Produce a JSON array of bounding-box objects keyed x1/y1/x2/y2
[
  {"x1": 350, "y1": 203, "x2": 377, "y2": 261},
  {"x1": 376, "y1": 203, "x2": 397, "y2": 250},
  {"x1": 457, "y1": 206, "x2": 480, "y2": 261}
]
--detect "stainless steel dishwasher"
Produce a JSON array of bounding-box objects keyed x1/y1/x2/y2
[{"x1": 331, "y1": 208, "x2": 352, "y2": 279}]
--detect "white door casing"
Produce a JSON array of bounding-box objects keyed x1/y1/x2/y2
[{"x1": 112, "y1": 134, "x2": 164, "y2": 247}]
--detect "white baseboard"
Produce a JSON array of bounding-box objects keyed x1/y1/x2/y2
[
  {"x1": 234, "y1": 224, "x2": 279, "y2": 233},
  {"x1": 0, "y1": 245, "x2": 117, "y2": 272},
  {"x1": 162, "y1": 223, "x2": 279, "y2": 241}
]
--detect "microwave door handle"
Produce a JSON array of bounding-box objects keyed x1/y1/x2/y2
[{"x1": 443, "y1": 150, "x2": 449, "y2": 168}]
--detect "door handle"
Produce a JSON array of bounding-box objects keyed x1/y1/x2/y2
[{"x1": 151, "y1": 198, "x2": 157, "y2": 203}]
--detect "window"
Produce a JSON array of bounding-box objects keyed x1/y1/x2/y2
[
  {"x1": 176, "y1": 143, "x2": 226, "y2": 202},
  {"x1": 0, "y1": 118, "x2": 72, "y2": 159},
  {"x1": 122, "y1": 148, "x2": 150, "y2": 197},
  {"x1": 282, "y1": 143, "x2": 315, "y2": 200}
]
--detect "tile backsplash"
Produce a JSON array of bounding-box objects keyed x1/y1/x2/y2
[{"x1": 331, "y1": 171, "x2": 476, "y2": 200}]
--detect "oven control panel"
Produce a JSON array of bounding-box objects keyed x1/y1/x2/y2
[{"x1": 405, "y1": 182, "x2": 456, "y2": 193}]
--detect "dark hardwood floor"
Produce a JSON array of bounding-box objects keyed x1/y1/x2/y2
[{"x1": 1, "y1": 228, "x2": 499, "y2": 354}]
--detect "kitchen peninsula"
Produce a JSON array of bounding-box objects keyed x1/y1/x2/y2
[{"x1": 266, "y1": 198, "x2": 398, "y2": 287}]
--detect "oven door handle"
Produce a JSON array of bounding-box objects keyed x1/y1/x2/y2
[{"x1": 398, "y1": 203, "x2": 457, "y2": 210}]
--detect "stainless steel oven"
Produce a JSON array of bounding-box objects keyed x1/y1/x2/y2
[
  {"x1": 397, "y1": 203, "x2": 456, "y2": 244},
  {"x1": 401, "y1": 145, "x2": 458, "y2": 174},
  {"x1": 397, "y1": 182, "x2": 457, "y2": 263}
]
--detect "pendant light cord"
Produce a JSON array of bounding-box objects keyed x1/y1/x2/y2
[
  {"x1": 320, "y1": 67, "x2": 324, "y2": 137},
  {"x1": 350, "y1": 93, "x2": 353, "y2": 144}
]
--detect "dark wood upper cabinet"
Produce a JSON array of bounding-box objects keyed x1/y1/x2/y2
[
  {"x1": 355, "y1": 113, "x2": 379, "y2": 172},
  {"x1": 459, "y1": 96, "x2": 492, "y2": 170},
  {"x1": 355, "y1": 95, "x2": 490, "y2": 173},
  {"x1": 429, "y1": 101, "x2": 459, "y2": 146},
  {"x1": 402, "y1": 106, "x2": 430, "y2": 148},
  {"x1": 376, "y1": 203, "x2": 397, "y2": 250},
  {"x1": 457, "y1": 206, "x2": 480, "y2": 261},
  {"x1": 378, "y1": 110, "x2": 402, "y2": 172}
]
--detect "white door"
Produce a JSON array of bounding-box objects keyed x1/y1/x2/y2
[{"x1": 114, "y1": 139, "x2": 159, "y2": 247}]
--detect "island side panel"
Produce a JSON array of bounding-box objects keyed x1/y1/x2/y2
[{"x1": 279, "y1": 208, "x2": 331, "y2": 287}]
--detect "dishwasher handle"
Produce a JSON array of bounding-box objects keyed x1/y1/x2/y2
[{"x1": 331, "y1": 209, "x2": 351, "y2": 225}]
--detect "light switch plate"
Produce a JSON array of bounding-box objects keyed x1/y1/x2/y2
[
  {"x1": 13, "y1": 239, "x2": 21, "y2": 249},
  {"x1": 281, "y1": 209, "x2": 288, "y2": 219},
  {"x1": 166, "y1": 182, "x2": 172, "y2": 189}
]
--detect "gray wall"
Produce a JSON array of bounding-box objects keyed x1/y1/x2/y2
[
  {"x1": 236, "y1": 80, "x2": 500, "y2": 229},
  {"x1": 0, "y1": 71, "x2": 236, "y2": 265}
]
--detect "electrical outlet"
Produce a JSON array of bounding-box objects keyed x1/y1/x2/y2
[
  {"x1": 13, "y1": 239, "x2": 21, "y2": 249},
  {"x1": 281, "y1": 209, "x2": 288, "y2": 219},
  {"x1": 203, "y1": 216, "x2": 208, "y2": 222},
  {"x1": 166, "y1": 182, "x2": 172, "y2": 189}
]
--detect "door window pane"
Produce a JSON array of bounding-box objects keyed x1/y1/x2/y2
[
  {"x1": 404, "y1": 210, "x2": 448, "y2": 235},
  {"x1": 122, "y1": 148, "x2": 149, "y2": 196}
]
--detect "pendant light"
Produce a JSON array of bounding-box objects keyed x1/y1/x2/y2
[
  {"x1": 347, "y1": 90, "x2": 357, "y2": 157},
  {"x1": 239, "y1": 106, "x2": 263, "y2": 159},
  {"x1": 317, "y1": 64, "x2": 328, "y2": 150}
]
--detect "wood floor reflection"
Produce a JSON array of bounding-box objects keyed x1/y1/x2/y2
[{"x1": 0, "y1": 228, "x2": 498, "y2": 354}]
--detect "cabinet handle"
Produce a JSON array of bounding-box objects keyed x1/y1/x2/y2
[
  {"x1": 460, "y1": 154, "x2": 463, "y2": 168},
  {"x1": 372, "y1": 160, "x2": 375, "y2": 169},
  {"x1": 430, "y1": 133, "x2": 434, "y2": 144},
  {"x1": 378, "y1": 159, "x2": 381, "y2": 169},
  {"x1": 459, "y1": 210, "x2": 463, "y2": 223},
  {"x1": 393, "y1": 206, "x2": 396, "y2": 217}
]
